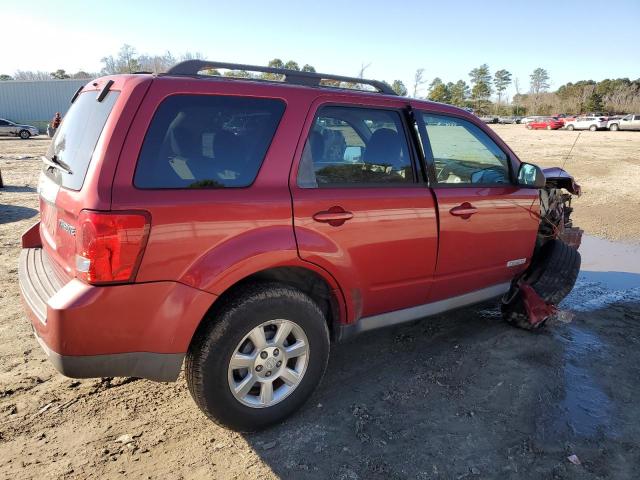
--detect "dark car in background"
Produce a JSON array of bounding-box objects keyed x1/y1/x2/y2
[{"x1": 479, "y1": 115, "x2": 499, "y2": 124}]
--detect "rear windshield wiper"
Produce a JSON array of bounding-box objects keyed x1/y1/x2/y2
[{"x1": 41, "y1": 155, "x2": 73, "y2": 175}]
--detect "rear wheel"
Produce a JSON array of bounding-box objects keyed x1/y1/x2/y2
[
  {"x1": 185, "y1": 282, "x2": 330, "y2": 431},
  {"x1": 19, "y1": 130, "x2": 30, "y2": 139},
  {"x1": 502, "y1": 240, "x2": 581, "y2": 330},
  {"x1": 567, "y1": 124, "x2": 575, "y2": 131},
  {"x1": 589, "y1": 125, "x2": 597, "y2": 131},
  {"x1": 609, "y1": 123, "x2": 619, "y2": 131},
  {"x1": 546, "y1": 125, "x2": 552, "y2": 130}
]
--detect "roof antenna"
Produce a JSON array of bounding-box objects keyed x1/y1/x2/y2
[{"x1": 561, "y1": 131, "x2": 581, "y2": 171}]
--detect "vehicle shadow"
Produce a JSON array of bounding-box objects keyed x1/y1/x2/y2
[
  {"x1": 0, "y1": 136, "x2": 49, "y2": 141},
  {"x1": 1, "y1": 185, "x2": 37, "y2": 193},
  {"x1": 0, "y1": 204, "x2": 38, "y2": 224},
  {"x1": 239, "y1": 276, "x2": 640, "y2": 478}
]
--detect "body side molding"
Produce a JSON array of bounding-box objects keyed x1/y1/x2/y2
[{"x1": 338, "y1": 282, "x2": 510, "y2": 340}]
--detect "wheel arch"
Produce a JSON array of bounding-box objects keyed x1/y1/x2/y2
[{"x1": 190, "y1": 264, "x2": 348, "y2": 347}]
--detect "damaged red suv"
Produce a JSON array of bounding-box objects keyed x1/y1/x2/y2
[{"x1": 19, "y1": 61, "x2": 582, "y2": 431}]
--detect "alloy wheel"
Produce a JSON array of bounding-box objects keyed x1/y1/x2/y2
[{"x1": 227, "y1": 319, "x2": 309, "y2": 408}]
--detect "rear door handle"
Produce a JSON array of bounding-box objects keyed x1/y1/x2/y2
[
  {"x1": 449, "y1": 202, "x2": 478, "y2": 219},
  {"x1": 313, "y1": 206, "x2": 354, "y2": 226}
]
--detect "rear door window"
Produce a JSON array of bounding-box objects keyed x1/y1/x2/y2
[
  {"x1": 45, "y1": 90, "x2": 120, "y2": 190},
  {"x1": 134, "y1": 95, "x2": 285, "y2": 189},
  {"x1": 297, "y1": 106, "x2": 415, "y2": 187}
]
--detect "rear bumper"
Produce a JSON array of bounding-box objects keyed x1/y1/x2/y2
[
  {"x1": 19, "y1": 248, "x2": 217, "y2": 381},
  {"x1": 32, "y1": 327, "x2": 184, "y2": 381}
]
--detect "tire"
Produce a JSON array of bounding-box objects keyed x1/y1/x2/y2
[
  {"x1": 185, "y1": 282, "x2": 330, "y2": 431},
  {"x1": 589, "y1": 125, "x2": 597, "y2": 131},
  {"x1": 502, "y1": 239, "x2": 581, "y2": 330},
  {"x1": 546, "y1": 125, "x2": 552, "y2": 130},
  {"x1": 609, "y1": 123, "x2": 619, "y2": 131},
  {"x1": 526, "y1": 124, "x2": 532, "y2": 130},
  {"x1": 567, "y1": 124, "x2": 574, "y2": 131},
  {"x1": 19, "y1": 130, "x2": 30, "y2": 139}
]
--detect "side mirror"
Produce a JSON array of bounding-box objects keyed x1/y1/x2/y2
[{"x1": 517, "y1": 162, "x2": 546, "y2": 188}]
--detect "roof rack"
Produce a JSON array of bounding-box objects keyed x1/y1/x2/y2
[{"x1": 165, "y1": 60, "x2": 397, "y2": 95}]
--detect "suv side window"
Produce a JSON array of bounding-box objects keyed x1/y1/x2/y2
[
  {"x1": 297, "y1": 106, "x2": 415, "y2": 187},
  {"x1": 135, "y1": 95, "x2": 285, "y2": 189},
  {"x1": 418, "y1": 113, "x2": 510, "y2": 185}
]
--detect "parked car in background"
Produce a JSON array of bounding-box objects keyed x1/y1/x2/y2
[
  {"x1": 608, "y1": 114, "x2": 640, "y2": 131},
  {"x1": 526, "y1": 117, "x2": 564, "y2": 130},
  {"x1": 479, "y1": 115, "x2": 499, "y2": 124},
  {"x1": 565, "y1": 117, "x2": 608, "y2": 131},
  {"x1": 520, "y1": 115, "x2": 543, "y2": 125},
  {"x1": 498, "y1": 116, "x2": 518, "y2": 124},
  {"x1": 0, "y1": 118, "x2": 39, "y2": 139}
]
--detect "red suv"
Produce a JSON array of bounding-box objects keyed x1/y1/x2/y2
[{"x1": 19, "y1": 61, "x2": 582, "y2": 431}]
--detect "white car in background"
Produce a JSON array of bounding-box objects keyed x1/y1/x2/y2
[
  {"x1": 520, "y1": 115, "x2": 543, "y2": 125},
  {"x1": 0, "y1": 118, "x2": 39, "y2": 139},
  {"x1": 608, "y1": 114, "x2": 640, "y2": 131},
  {"x1": 564, "y1": 116, "x2": 608, "y2": 131}
]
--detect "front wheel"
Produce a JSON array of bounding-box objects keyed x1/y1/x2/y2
[
  {"x1": 546, "y1": 125, "x2": 552, "y2": 130},
  {"x1": 185, "y1": 283, "x2": 330, "y2": 431},
  {"x1": 19, "y1": 130, "x2": 30, "y2": 139},
  {"x1": 589, "y1": 125, "x2": 597, "y2": 131},
  {"x1": 526, "y1": 124, "x2": 532, "y2": 130},
  {"x1": 567, "y1": 124, "x2": 575, "y2": 131},
  {"x1": 502, "y1": 239, "x2": 581, "y2": 330},
  {"x1": 609, "y1": 123, "x2": 619, "y2": 131}
]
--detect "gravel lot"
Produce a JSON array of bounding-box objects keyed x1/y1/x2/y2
[{"x1": 1, "y1": 127, "x2": 639, "y2": 479}]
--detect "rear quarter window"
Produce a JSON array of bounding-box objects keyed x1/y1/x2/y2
[{"x1": 134, "y1": 95, "x2": 285, "y2": 189}]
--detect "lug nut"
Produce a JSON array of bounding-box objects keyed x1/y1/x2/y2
[
  {"x1": 273, "y1": 348, "x2": 280, "y2": 356},
  {"x1": 255, "y1": 365, "x2": 263, "y2": 372},
  {"x1": 260, "y1": 351, "x2": 268, "y2": 359},
  {"x1": 265, "y1": 371, "x2": 272, "y2": 377},
  {"x1": 276, "y1": 361, "x2": 282, "y2": 368}
]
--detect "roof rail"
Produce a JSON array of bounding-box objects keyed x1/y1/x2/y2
[{"x1": 165, "y1": 60, "x2": 397, "y2": 95}]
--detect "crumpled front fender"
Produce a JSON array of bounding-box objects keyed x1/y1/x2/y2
[{"x1": 543, "y1": 167, "x2": 581, "y2": 195}]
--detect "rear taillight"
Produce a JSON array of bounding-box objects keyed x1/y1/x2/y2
[{"x1": 75, "y1": 210, "x2": 150, "y2": 284}]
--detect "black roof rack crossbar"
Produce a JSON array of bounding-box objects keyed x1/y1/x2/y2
[{"x1": 165, "y1": 60, "x2": 397, "y2": 95}]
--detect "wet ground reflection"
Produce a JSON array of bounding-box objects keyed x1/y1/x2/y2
[{"x1": 554, "y1": 324, "x2": 616, "y2": 438}]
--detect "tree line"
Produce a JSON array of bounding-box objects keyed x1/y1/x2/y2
[{"x1": 2, "y1": 44, "x2": 638, "y2": 115}]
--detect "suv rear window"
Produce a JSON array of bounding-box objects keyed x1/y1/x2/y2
[
  {"x1": 45, "y1": 90, "x2": 120, "y2": 190},
  {"x1": 134, "y1": 95, "x2": 285, "y2": 189}
]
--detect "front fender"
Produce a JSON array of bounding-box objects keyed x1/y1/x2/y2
[{"x1": 543, "y1": 167, "x2": 581, "y2": 195}]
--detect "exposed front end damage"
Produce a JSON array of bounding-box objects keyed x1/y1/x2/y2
[
  {"x1": 502, "y1": 167, "x2": 583, "y2": 329},
  {"x1": 539, "y1": 167, "x2": 583, "y2": 250}
]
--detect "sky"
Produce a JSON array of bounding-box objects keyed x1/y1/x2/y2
[{"x1": 2, "y1": 0, "x2": 639, "y2": 98}]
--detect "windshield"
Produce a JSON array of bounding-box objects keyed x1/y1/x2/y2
[{"x1": 44, "y1": 90, "x2": 119, "y2": 190}]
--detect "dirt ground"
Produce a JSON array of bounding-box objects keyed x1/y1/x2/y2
[{"x1": 1, "y1": 127, "x2": 640, "y2": 479}]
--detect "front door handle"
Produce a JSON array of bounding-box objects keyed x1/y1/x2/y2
[
  {"x1": 449, "y1": 202, "x2": 478, "y2": 219},
  {"x1": 313, "y1": 206, "x2": 354, "y2": 226}
]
